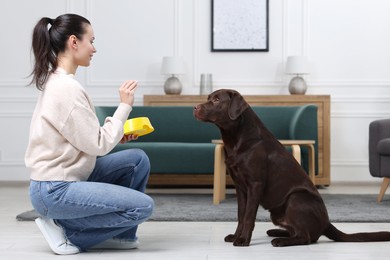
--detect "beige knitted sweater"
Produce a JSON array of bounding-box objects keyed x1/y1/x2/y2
[{"x1": 25, "y1": 68, "x2": 132, "y2": 181}]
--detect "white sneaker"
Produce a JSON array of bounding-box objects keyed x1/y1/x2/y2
[
  {"x1": 91, "y1": 238, "x2": 139, "y2": 250},
  {"x1": 35, "y1": 217, "x2": 80, "y2": 255}
]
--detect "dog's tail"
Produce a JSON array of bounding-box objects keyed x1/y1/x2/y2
[{"x1": 323, "y1": 223, "x2": 390, "y2": 242}]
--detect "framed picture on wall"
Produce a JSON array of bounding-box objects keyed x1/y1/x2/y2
[{"x1": 211, "y1": 0, "x2": 269, "y2": 52}]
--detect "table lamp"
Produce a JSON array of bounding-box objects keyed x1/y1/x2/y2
[
  {"x1": 285, "y1": 56, "x2": 310, "y2": 95},
  {"x1": 161, "y1": 56, "x2": 185, "y2": 95}
]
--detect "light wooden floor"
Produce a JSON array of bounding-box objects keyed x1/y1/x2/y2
[{"x1": 1, "y1": 181, "x2": 390, "y2": 259}]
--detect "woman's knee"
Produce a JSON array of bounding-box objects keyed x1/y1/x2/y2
[
  {"x1": 124, "y1": 148, "x2": 150, "y2": 171},
  {"x1": 143, "y1": 195, "x2": 154, "y2": 219},
  {"x1": 135, "y1": 148, "x2": 150, "y2": 170},
  {"x1": 132, "y1": 194, "x2": 154, "y2": 221}
]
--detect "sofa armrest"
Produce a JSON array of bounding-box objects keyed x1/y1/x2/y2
[
  {"x1": 369, "y1": 119, "x2": 390, "y2": 176},
  {"x1": 288, "y1": 104, "x2": 318, "y2": 174},
  {"x1": 369, "y1": 119, "x2": 390, "y2": 144},
  {"x1": 288, "y1": 105, "x2": 318, "y2": 141}
]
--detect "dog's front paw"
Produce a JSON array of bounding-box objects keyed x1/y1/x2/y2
[
  {"x1": 224, "y1": 234, "x2": 236, "y2": 242},
  {"x1": 233, "y1": 236, "x2": 250, "y2": 247}
]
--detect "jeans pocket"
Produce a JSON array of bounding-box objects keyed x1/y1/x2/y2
[{"x1": 46, "y1": 181, "x2": 71, "y2": 195}]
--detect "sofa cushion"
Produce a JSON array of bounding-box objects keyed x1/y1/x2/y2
[{"x1": 112, "y1": 142, "x2": 215, "y2": 174}]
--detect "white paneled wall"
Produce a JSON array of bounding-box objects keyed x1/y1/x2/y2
[{"x1": 0, "y1": 0, "x2": 389, "y2": 183}]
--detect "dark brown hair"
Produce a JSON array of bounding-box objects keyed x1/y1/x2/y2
[{"x1": 29, "y1": 14, "x2": 91, "y2": 90}]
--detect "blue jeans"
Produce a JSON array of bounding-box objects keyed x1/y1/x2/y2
[{"x1": 29, "y1": 149, "x2": 154, "y2": 251}]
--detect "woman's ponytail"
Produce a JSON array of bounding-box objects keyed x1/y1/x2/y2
[{"x1": 29, "y1": 17, "x2": 56, "y2": 90}]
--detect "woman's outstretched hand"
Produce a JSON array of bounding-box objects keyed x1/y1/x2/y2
[{"x1": 119, "y1": 80, "x2": 138, "y2": 106}]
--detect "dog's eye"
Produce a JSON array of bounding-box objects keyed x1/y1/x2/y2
[{"x1": 212, "y1": 98, "x2": 220, "y2": 103}]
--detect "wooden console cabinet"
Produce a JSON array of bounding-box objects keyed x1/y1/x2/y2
[{"x1": 144, "y1": 95, "x2": 331, "y2": 186}]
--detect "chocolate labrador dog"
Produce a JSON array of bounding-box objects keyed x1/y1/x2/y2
[{"x1": 194, "y1": 89, "x2": 390, "y2": 247}]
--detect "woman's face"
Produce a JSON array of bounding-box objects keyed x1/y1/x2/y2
[{"x1": 75, "y1": 24, "x2": 96, "y2": 67}]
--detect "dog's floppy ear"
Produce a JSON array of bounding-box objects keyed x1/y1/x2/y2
[{"x1": 228, "y1": 91, "x2": 249, "y2": 120}]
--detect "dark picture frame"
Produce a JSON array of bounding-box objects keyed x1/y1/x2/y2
[{"x1": 211, "y1": 0, "x2": 269, "y2": 52}]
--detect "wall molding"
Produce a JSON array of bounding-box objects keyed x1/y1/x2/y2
[
  {"x1": 1, "y1": 160, "x2": 368, "y2": 168},
  {"x1": 173, "y1": 0, "x2": 181, "y2": 55},
  {"x1": 308, "y1": 80, "x2": 390, "y2": 87},
  {"x1": 0, "y1": 97, "x2": 37, "y2": 103},
  {"x1": 84, "y1": 79, "x2": 165, "y2": 87},
  {"x1": 332, "y1": 97, "x2": 390, "y2": 103},
  {"x1": 0, "y1": 112, "x2": 32, "y2": 118},
  {"x1": 0, "y1": 110, "x2": 388, "y2": 120},
  {"x1": 0, "y1": 160, "x2": 25, "y2": 166},
  {"x1": 2, "y1": 95, "x2": 390, "y2": 106},
  {"x1": 192, "y1": 0, "x2": 200, "y2": 87},
  {"x1": 2, "y1": 80, "x2": 389, "y2": 88},
  {"x1": 1, "y1": 111, "x2": 385, "y2": 120},
  {"x1": 331, "y1": 159, "x2": 368, "y2": 167},
  {"x1": 331, "y1": 112, "x2": 390, "y2": 119},
  {"x1": 0, "y1": 80, "x2": 29, "y2": 87}
]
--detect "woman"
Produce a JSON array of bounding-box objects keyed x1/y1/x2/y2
[{"x1": 25, "y1": 14, "x2": 154, "y2": 255}]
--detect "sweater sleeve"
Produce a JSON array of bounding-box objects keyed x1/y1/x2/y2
[{"x1": 60, "y1": 102, "x2": 132, "y2": 156}]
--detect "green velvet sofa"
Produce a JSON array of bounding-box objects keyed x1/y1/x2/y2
[{"x1": 95, "y1": 105, "x2": 318, "y2": 186}]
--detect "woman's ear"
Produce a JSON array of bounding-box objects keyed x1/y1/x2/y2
[{"x1": 69, "y1": 35, "x2": 78, "y2": 49}]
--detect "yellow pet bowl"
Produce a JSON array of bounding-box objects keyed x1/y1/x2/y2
[{"x1": 123, "y1": 117, "x2": 154, "y2": 137}]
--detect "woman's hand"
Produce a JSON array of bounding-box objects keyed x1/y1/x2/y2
[
  {"x1": 120, "y1": 134, "x2": 138, "y2": 144},
  {"x1": 119, "y1": 80, "x2": 138, "y2": 106}
]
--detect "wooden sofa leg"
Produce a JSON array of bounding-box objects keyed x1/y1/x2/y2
[
  {"x1": 377, "y1": 177, "x2": 390, "y2": 203},
  {"x1": 290, "y1": 144, "x2": 301, "y2": 165},
  {"x1": 213, "y1": 144, "x2": 226, "y2": 205}
]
